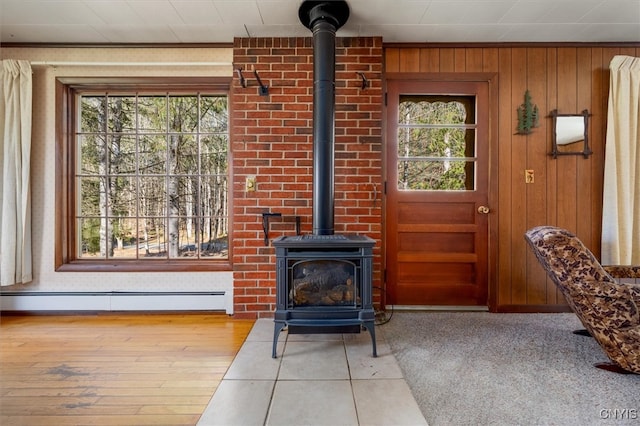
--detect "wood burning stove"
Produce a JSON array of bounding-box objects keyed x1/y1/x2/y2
[
  {"x1": 271, "y1": 1, "x2": 377, "y2": 358},
  {"x1": 272, "y1": 234, "x2": 377, "y2": 358}
]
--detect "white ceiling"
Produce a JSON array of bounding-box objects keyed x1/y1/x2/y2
[{"x1": 1, "y1": 0, "x2": 639, "y2": 44}]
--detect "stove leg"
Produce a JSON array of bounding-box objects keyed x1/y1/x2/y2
[
  {"x1": 272, "y1": 321, "x2": 286, "y2": 358},
  {"x1": 362, "y1": 321, "x2": 377, "y2": 357}
]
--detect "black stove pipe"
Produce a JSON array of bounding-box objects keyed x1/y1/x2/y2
[{"x1": 299, "y1": 1, "x2": 350, "y2": 235}]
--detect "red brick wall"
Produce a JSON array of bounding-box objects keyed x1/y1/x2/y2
[{"x1": 231, "y1": 37, "x2": 383, "y2": 319}]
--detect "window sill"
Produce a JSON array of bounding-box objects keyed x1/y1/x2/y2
[{"x1": 55, "y1": 260, "x2": 232, "y2": 273}]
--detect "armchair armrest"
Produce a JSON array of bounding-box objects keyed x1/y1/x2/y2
[
  {"x1": 603, "y1": 265, "x2": 640, "y2": 279},
  {"x1": 567, "y1": 280, "x2": 639, "y2": 327},
  {"x1": 628, "y1": 285, "x2": 640, "y2": 305},
  {"x1": 602, "y1": 266, "x2": 640, "y2": 305},
  {"x1": 570, "y1": 279, "x2": 634, "y2": 299}
]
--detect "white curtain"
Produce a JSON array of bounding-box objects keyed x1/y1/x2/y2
[
  {"x1": 601, "y1": 55, "x2": 640, "y2": 265},
  {"x1": 0, "y1": 60, "x2": 33, "y2": 286}
]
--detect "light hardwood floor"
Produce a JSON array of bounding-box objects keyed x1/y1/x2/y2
[{"x1": 0, "y1": 313, "x2": 254, "y2": 426}]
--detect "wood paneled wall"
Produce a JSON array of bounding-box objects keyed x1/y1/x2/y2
[{"x1": 385, "y1": 45, "x2": 640, "y2": 311}]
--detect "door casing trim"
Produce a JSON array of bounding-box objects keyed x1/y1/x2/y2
[{"x1": 382, "y1": 72, "x2": 499, "y2": 311}]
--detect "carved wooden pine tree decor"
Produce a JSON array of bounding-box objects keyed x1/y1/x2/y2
[{"x1": 516, "y1": 90, "x2": 539, "y2": 135}]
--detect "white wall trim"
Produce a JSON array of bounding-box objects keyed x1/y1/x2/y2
[{"x1": 0, "y1": 292, "x2": 233, "y2": 314}]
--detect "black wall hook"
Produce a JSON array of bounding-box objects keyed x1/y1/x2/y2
[
  {"x1": 357, "y1": 72, "x2": 369, "y2": 90},
  {"x1": 236, "y1": 67, "x2": 246, "y2": 88},
  {"x1": 261, "y1": 212, "x2": 282, "y2": 245},
  {"x1": 254, "y1": 70, "x2": 269, "y2": 96}
]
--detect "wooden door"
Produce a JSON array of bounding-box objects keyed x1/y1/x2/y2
[{"x1": 385, "y1": 79, "x2": 491, "y2": 307}]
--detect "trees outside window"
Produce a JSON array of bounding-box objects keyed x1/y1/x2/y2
[
  {"x1": 56, "y1": 78, "x2": 231, "y2": 271},
  {"x1": 397, "y1": 95, "x2": 476, "y2": 191}
]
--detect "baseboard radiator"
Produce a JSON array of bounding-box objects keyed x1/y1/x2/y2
[{"x1": 0, "y1": 291, "x2": 233, "y2": 314}]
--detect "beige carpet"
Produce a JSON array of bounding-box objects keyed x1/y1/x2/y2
[{"x1": 380, "y1": 312, "x2": 639, "y2": 426}]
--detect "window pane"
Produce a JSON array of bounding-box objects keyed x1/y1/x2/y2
[
  {"x1": 108, "y1": 135, "x2": 136, "y2": 174},
  {"x1": 139, "y1": 135, "x2": 167, "y2": 175},
  {"x1": 78, "y1": 177, "x2": 102, "y2": 216},
  {"x1": 138, "y1": 218, "x2": 167, "y2": 258},
  {"x1": 202, "y1": 231, "x2": 228, "y2": 258},
  {"x1": 108, "y1": 176, "x2": 136, "y2": 216},
  {"x1": 108, "y1": 96, "x2": 136, "y2": 133},
  {"x1": 397, "y1": 128, "x2": 472, "y2": 158},
  {"x1": 139, "y1": 177, "x2": 167, "y2": 215},
  {"x1": 200, "y1": 96, "x2": 228, "y2": 132},
  {"x1": 201, "y1": 134, "x2": 228, "y2": 173},
  {"x1": 80, "y1": 135, "x2": 106, "y2": 175},
  {"x1": 173, "y1": 217, "x2": 193, "y2": 258},
  {"x1": 111, "y1": 216, "x2": 137, "y2": 259},
  {"x1": 176, "y1": 176, "x2": 197, "y2": 213},
  {"x1": 78, "y1": 217, "x2": 104, "y2": 258},
  {"x1": 169, "y1": 96, "x2": 198, "y2": 132},
  {"x1": 80, "y1": 96, "x2": 106, "y2": 133},
  {"x1": 398, "y1": 160, "x2": 474, "y2": 190},
  {"x1": 138, "y1": 96, "x2": 167, "y2": 132},
  {"x1": 173, "y1": 135, "x2": 198, "y2": 175},
  {"x1": 399, "y1": 98, "x2": 472, "y2": 125},
  {"x1": 201, "y1": 175, "x2": 228, "y2": 217}
]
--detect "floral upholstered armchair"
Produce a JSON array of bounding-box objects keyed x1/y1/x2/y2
[{"x1": 524, "y1": 225, "x2": 640, "y2": 374}]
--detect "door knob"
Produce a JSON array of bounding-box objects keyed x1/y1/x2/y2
[{"x1": 477, "y1": 206, "x2": 490, "y2": 214}]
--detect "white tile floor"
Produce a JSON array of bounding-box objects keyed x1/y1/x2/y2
[{"x1": 198, "y1": 319, "x2": 428, "y2": 426}]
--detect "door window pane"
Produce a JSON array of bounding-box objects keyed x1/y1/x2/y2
[
  {"x1": 398, "y1": 159, "x2": 475, "y2": 190},
  {"x1": 397, "y1": 96, "x2": 476, "y2": 191}
]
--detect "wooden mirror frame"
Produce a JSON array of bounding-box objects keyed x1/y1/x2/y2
[{"x1": 550, "y1": 109, "x2": 592, "y2": 159}]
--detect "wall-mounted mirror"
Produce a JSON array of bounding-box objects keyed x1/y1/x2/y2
[{"x1": 550, "y1": 109, "x2": 592, "y2": 158}]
